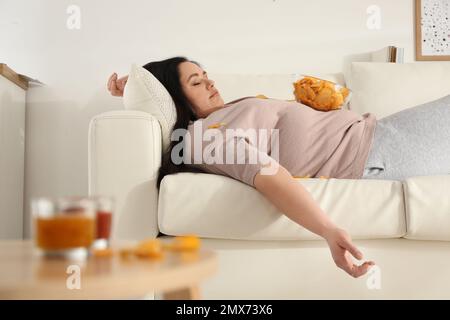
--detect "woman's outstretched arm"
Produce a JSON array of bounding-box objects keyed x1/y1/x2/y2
[{"x1": 254, "y1": 165, "x2": 375, "y2": 278}]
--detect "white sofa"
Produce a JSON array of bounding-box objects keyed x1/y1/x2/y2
[{"x1": 88, "y1": 62, "x2": 450, "y2": 299}]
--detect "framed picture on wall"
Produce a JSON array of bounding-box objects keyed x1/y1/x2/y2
[{"x1": 415, "y1": 0, "x2": 450, "y2": 61}]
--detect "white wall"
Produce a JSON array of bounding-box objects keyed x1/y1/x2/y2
[{"x1": 0, "y1": 0, "x2": 415, "y2": 238}]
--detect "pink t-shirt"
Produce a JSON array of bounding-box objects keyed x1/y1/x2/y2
[{"x1": 184, "y1": 97, "x2": 377, "y2": 187}]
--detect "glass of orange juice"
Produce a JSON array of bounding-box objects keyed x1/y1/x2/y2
[{"x1": 32, "y1": 197, "x2": 96, "y2": 259}]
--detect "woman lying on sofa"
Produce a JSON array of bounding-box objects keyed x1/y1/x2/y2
[{"x1": 107, "y1": 56, "x2": 450, "y2": 278}]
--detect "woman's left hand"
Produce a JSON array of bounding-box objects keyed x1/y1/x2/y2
[{"x1": 324, "y1": 227, "x2": 375, "y2": 278}]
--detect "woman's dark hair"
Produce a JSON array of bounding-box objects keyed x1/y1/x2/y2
[{"x1": 142, "y1": 56, "x2": 206, "y2": 189}]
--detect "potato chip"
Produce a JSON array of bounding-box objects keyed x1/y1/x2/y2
[
  {"x1": 119, "y1": 247, "x2": 134, "y2": 259},
  {"x1": 92, "y1": 248, "x2": 114, "y2": 258},
  {"x1": 134, "y1": 239, "x2": 164, "y2": 259},
  {"x1": 169, "y1": 235, "x2": 201, "y2": 252},
  {"x1": 340, "y1": 87, "x2": 350, "y2": 100},
  {"x1": 207, "y1": 122, "x2": 226, "y2": 129}
]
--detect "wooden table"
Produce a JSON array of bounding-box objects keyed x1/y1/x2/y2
[{"x1": 0, "y1": 240, "x2": 217, "y2": 300}]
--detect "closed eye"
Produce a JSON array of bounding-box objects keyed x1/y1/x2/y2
[{"x1": 192, "y1": 72, "x2": 208, "y2": 86}]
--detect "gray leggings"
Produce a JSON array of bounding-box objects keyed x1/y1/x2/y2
[{"x1": 362, "y1": 94, "x2": 450, "y2": 180}]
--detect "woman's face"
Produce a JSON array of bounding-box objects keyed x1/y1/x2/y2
[{"x1": 179, "y1": 61, "x2": 224, "y2": 118}]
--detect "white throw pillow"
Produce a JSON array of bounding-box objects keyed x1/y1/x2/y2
[
  {"x1": 347, "y1": 62, "x2": 450, "y2": 119},
  {"x1": 123, "y1": 63, "x2": 176, "y2": 152}
]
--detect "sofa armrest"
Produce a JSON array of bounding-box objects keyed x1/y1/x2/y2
[{"x1": 88, "y1": 110, "x2": 161, "y2": 240}]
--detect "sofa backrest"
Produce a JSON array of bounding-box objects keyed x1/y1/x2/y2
[{"x1": 209, "y1": 73, "x2": 345, "y2": 104}]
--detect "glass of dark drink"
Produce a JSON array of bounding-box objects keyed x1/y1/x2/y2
[{"x1": 90, "y1": 196, "x2": 114, "y2": 249}]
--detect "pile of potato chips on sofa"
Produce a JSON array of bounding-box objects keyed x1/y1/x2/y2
[{"x1": 293, "y1": 76, "x2": 351, "y2": 111}]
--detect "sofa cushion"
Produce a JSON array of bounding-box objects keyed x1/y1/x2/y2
[
  {"x1": 347, "y1": 62, "x2": 450, "y2": 119},
  {"x1": 158, "y1": 172, "x2": 406, "y2": 240},
  {"x1": 404, "y1": 175, "x2": 450, "y2": 241}
]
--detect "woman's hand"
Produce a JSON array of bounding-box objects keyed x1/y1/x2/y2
[
  {"x1": 107, "y1": 73, "x2": 128, "y2": 97},
  {"x1": 323, "y1": 227, "x2": 375, "y2": 278}
]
